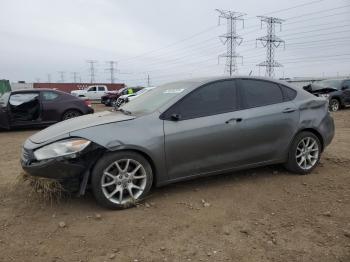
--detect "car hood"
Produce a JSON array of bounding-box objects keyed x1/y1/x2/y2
[
  {"x1": 30, "y1": 111, "x2": 135, "y2": 144},
  {"x1": 310, "y1": 84, "x2": 338, "y2": 93}
]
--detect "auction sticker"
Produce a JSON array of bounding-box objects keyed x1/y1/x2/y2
[{"x1": 163, "y1": 88, "x2": 185, "y2": 94}]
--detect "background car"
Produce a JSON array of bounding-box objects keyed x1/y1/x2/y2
[
  {"x1": 115, "y1": 86, "x2": 156, "y2": 108},
  {"x1": 71, "y1": 85, "x2": 109, "y2": 100},
  {"x1": 21, "y1": 77, "x2": 334, "y2": 209},
  {"x1": 101, "y1": 87, "x2": 144, "y2": 106},
  {"x1": 0, "y1": 89, "x2": 93, "y2": 130},
  {"x1": 303, "y1": 78, "x2": 350, "y2": 111}
]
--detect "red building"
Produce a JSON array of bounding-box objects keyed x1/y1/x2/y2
[{"x1": 34, "y1": 83, "x2": 125, "y2": 93}]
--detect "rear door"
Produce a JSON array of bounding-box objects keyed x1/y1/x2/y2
[
  {"x1": 163, "y1": 80, "x2": 246, "y2": 181},
  {"x1": 97, "y1": 86, "x2": 107, "y2": 99},
  {"x1": 235, "y1": 79, "x2": 300, "y2": 164}
]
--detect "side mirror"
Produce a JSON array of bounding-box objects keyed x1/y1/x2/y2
[{"x1": 171, "y1": 113, "x2": 181, "y2": 121}]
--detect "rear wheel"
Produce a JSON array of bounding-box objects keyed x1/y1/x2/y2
[
  {"x1": 62, "y1": 110, "x2": 81, "y2": 120},
  {"x1": 329, "y1": 98, "x2": 340, "y2": 112},
  {"x1": 284, "y1": 131, "x2": 321, "y2": 175},
  {"x1": 91, "y1": 151, "x2": 153, "y2": 209}
]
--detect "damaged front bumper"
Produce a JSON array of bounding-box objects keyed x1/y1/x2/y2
[{"x1": 21, "y1": 139, "x2": 104, "y2": 192}]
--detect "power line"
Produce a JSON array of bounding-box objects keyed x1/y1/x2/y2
[
  {"x1": 216, "y1": 9, "x2": 246, "y2": 76},
  {"x1": 87, "y1": 60, "x2": 97, "y2": 83}
]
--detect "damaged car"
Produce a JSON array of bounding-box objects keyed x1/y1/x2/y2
[
  {"x1": 21, "y1": 77, "x2": 334, "y2": 209},
  {"x1": 303, "y1": 79, "x2": 350, "y2": 111},
  {"x1": 0, "y1": 89, "x2": 93, "y2": 130}
]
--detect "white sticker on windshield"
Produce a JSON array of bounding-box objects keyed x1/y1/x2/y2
[{"x1": 163, "y1": 88, "x2": 185, "y2": 94}]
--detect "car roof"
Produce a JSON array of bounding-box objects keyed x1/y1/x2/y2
[
  {"x1": 164, "y1": 75, "x2": 294, "y2": 88},
  {"x1": 11, "y1": 88, "x2": 65, "y2": 94}
]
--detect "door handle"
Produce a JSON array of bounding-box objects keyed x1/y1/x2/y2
[
  {"x1": 225, "y1": 118, "x2": 242, "y2": 124},
  {"x1": 282, "y1": 108, "x2": 296, "y2": 113}
]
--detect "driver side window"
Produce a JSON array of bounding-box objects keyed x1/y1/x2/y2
[
  {"x1": 169, "y1": 80, "x2": 238, "y2": 120},
  {"x1": 88, "y1": 87, "x2": 96, "y2": 92}
]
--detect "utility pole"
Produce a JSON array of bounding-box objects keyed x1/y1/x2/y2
[
  {"x1": 87, "y1": 60, "x2": 97, "y2": 83},
  {"x1": 72, "y1": 72, "x2": 79, "y2": 83},
  {"x1": 216, "y1": 9, "x2": 245, "y2": 76},
  {"x1": 106, "y1": 61, "x2": 117, "y2": 83},
  {"x1": 147, "y1": 74, "x2": 151, "y2": 87},
  {"x1": 47, "y1": 74, "x2": 51, "y2": 83},
  {"x1": 256, "y1": 16, "x2": 285, "y2": 78},
  {"x1": 58, "y1": 71, "x2": 65, "y2": 83}
]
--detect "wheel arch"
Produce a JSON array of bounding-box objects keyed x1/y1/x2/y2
[
  {"x1": 296, "y1": 128, "x2": 324, "y2": 152},
  {"x1": 61, "y1": 108, "x2": 83, "y2": 120}
]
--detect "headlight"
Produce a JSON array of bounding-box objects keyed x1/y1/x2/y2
[
  {"x1": 319, "y1": 94, "x2": 330, "y2": 98},
  {"x1": 34, "y1": 139, "x2": 91, "y2": 161}
]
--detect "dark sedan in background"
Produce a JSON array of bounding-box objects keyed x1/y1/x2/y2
[
  {"x1": 303, "y1": 78, "x2": 350, "y2": 111},
  {"x1": 101, "y1": 87, "x2": 144, "y2": 106},
  {"x1": 0, "y1": 89, "x2": 93, "y2": 130}
]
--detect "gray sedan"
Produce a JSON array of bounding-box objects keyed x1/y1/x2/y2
[{"x1": 21, "y1": 76, "x2": 335, "y2": 209}]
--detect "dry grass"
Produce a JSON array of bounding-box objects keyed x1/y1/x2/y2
[{"x1": 17, "y1": 172, "x2": 69, "y2": 203}]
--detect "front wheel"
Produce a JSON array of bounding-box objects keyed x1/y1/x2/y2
[
  {"x1": 91, "y1": 151, "x2": 153, "y2": 209},
  {"x1": 284, "y1": 131, "x2": 321, "y2": 175},
  {"x1": 329, "y1": 98, "x2": 340, "y2": 112}
]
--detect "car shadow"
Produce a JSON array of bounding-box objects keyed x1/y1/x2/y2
[{"x1": 64, "y1": 164, "x2": 291, "y2": 210}]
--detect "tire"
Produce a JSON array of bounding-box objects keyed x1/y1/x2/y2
[
  {"x1": 329, "y1": 98, "x2": 340, "y2": 112},
  {"x1": 284, "y1": 131, "x2": 321, "y2": 175},
  {"x1": 91, "y1": 151, "x2": 153, "y2": 209},
  {"x1": 62, "y1": 110, "x2": 81, "y2": 120}
]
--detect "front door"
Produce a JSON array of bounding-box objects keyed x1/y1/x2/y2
[
  {"x1": 342, "y1": 80, "x2": 350, "y2": 104},
  {"x1": 86, "y1": 86, "x2": 98, "y2": 100},
  {"x1": 163, "y1": 80, "x2": 244, "y2": 181},
  {"x1": 8, "y1": 92, "x2": 41, "y2": 127},
  {"x1": 0, "y1": 93, "x2": 10, "y2": 129}
]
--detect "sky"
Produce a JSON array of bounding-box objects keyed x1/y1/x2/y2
[{"x1": 0, "y1": 0, "x2": 349, "y2": 86}]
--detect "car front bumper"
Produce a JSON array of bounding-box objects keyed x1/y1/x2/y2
[{"x1": 21, "y1": 142, "x2": 103, "y2": 180}]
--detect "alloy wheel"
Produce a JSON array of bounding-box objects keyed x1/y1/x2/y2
[
  {"x1": 295, "y1": 137, "x2": 319, "y2": 170},
  {"x1": 101, "y1": 159, "x2": 147, "y2": 204},
  {"x1": 329, "y1": 99, "x2": 339, "y2": 112},
  {"x1": 63, "y1": 111, "x2": 80, "y2": 120}
]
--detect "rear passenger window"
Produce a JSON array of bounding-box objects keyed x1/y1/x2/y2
[
  {"x1": 280, "y1": 85, "x2": 297, "y2": 101},
  {"x1": 240, "y1": 79, "x2": 283, "y2": 108},
  {"x1": 42, "y1": 91, "x2": 59, "y2": 101}
]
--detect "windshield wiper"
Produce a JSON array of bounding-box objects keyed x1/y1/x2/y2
[{"x1": 116, "y1": 108, "x2": 132, "y2": 115}]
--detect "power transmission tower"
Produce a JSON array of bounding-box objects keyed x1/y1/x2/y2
[
  {"x1": 47, "y1": 74, "x2": 51, "y2": 83},
  {"x1": 256, "y1": 16, "x2": 285, "y2": 78},
  {"x1": 72, "y1": 72, "x2": 79, "y2": 83},
  {"x1": 87, "y1": 60, "x2": 97, "y2": 83},
  {"x1": 58, "y1": 71, "x2": 65, "y2": 83},
  {"x1": 106, "y1": 61, "x2": 117, "y2": 83},
  {"x1": 216, "y1": 9, "x2": 245, "y2": 76}
]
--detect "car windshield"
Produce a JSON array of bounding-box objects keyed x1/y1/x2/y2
[
  {"x1": 0, "y1": 92, "x2": 10, "y2": 107},
  {"x1": 120, "y1": 81, "x2": 199, "y2": 115},
  {"x1": 314, "y1": 80, "x2": 342, "y2": 90}
]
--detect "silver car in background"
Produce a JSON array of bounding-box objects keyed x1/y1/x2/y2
[{"x1": 21, "y1": 76, "x2": 335, "y2": 209}]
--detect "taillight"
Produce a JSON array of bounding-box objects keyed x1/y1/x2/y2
[{"x1": 84, "y1": 100, "x2": 92, "y2": 107}]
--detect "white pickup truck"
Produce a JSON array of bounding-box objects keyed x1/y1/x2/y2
[{"x1": 71, "y1": 85, "x2": 108, "y2": 100}]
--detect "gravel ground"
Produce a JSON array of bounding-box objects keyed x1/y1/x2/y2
[{"x1": 0, "y1": 104, "x2": 349, "y2": 262}]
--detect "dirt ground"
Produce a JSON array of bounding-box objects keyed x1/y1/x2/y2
[{"x1": 0, "y1": 104, "x2": 349, "y2": 262}]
